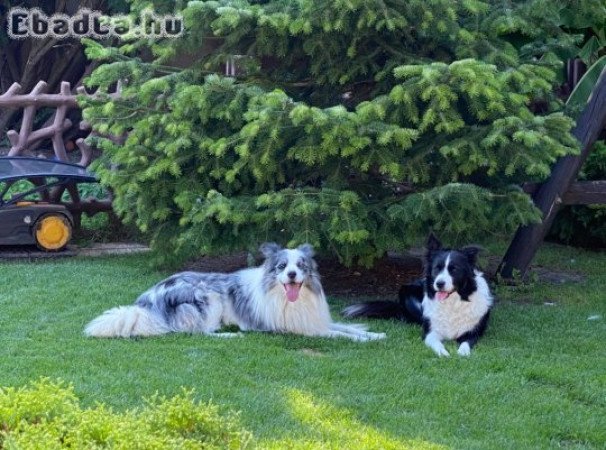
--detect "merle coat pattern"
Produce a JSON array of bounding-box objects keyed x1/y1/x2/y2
[{"x1": 85, "y1": 243, "x2": 386, "y2": 342}]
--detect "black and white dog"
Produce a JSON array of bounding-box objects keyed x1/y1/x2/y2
[
  {"x1": 343, "y1": 234, "x2": 492, "y2": 356},
  {"x1": 85, "y1": 243, "x2": 386, "y2": 342}
]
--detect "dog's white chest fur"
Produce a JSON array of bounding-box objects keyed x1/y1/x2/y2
[
  {"x1": 268, "y1": 286, "x2": 332, "y2": 334},
  {"x1": 422, "y1": 271, "x2": 492, "y2": 340},
  {"x1": 236, "y1": 267, "x2": 333, "y2": 335}
]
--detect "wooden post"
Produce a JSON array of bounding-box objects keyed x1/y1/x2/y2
[{"x1": 499, "y1": 69, "x2": 606, "y2": 279}]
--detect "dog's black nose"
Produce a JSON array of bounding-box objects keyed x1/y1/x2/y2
[
  {"x1": 287, "y1": 271, "x2": 297, "y2": 280},
  {"x1": 436, "y1": 280, "x2": 445, "y2": 290}
]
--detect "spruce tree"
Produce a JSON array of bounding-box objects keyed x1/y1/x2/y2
[{"x1": 81, "y1": 0, "x2": 600, "y2": 266}]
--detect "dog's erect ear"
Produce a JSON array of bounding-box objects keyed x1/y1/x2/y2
[
  {"x1": 461, "y1": 245, "x2": 482, "y2": 265},
  {"x1": 426, "y1": 232, "x2": 442, "y2": 252},
  {"x1": 259, "y1": 242, "x2": 281, "y2": 259},
  {"x1": 297, "y1": 243, "x2": 315, "y2": 258}
]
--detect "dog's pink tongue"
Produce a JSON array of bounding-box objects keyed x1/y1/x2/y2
[
  {"x1": 285, "y1": 283, "x2": 301, "y2": 302},
  {"x1": 436, "y1": 291, "x2": 449, "y2": 301}
]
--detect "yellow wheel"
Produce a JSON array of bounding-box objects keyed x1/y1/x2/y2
[{"x1": 34, "y1": 214, "x2": 72, "y2": 251}]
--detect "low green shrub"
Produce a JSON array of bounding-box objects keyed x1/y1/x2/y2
[{"x1": 0, "y1": 379, "x2": 253, "y2": 449}]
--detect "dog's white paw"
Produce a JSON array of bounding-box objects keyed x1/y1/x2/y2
[
  {"x1": 425, "y1": 333, "x2": 449, "y2": 357},
  {"x1": 457, "y1": 342, "x2": 471, "y2": 356},
  {"x1": 427, "y1": 341, "x2": 450, "y2": 357},
  {"x1": 435, "y1": 346, "x2": 450, "y2": 357},
  {"x1": 350, "y1": 332, "x2": 385, "y2": 342},
  {"x1": 212, "y1": 332, "x2": 243, "y2": 338},
  {"x1": 366, "y1": 332, "x2": 386, "y2": 340}
]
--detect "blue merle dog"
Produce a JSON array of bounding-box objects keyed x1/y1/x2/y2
[{"x1": 85, "y1": 243, "x2": 386, "y2": 342}]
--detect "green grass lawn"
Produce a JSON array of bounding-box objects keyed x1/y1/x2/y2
[{"x1": 0, "y1": 244, "x2": 605, "y2": 449}]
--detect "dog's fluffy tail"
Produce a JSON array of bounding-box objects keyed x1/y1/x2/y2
[
  {"x1": 84, "y1": 306, "x2": 170, "y2": 338},
  {"x1": 342, "y1": 301, "x2": 412, "y2": 321},
  {"x1": 342, "y1": 282, "x2": 424, "y2": 324}
]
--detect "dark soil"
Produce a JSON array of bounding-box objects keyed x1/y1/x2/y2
[
  {"x1": 184, "y1": 251, "x2": 424, "y2": 298},
  {"x1": 1, "y1": 243, "x2": 583, "y2": 297},
  {"x1": 184, "y1": 251, "x2": 585, "y2": 298},
  {"x1": 482, "y1": 256, "x2": 586, "y2": 284},
  {"x1": 316, "y1": 254, "x2": 423, "y2": 298}
]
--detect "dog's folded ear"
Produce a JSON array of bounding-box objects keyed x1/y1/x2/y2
[
  {"x1": 259, "y1": 242, "x2": 282, "y2": 258},
  {"x1": 297, "y1": 243, "x2": 315, "y2": 257},
  {"x1": 461, "y1": 245, "x2": 482, "y2": 265}
]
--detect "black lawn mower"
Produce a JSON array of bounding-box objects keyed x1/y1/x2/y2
[{"x1": 0, "y1": 157, "x2": 98, "y2": 251}]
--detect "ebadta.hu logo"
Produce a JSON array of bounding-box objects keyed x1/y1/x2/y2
[{"x1": 7, "y1": 7, "x2": 183, "y2": 39}]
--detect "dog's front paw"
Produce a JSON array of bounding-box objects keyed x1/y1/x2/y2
[
  {"x1": 434, "y1": 346, "x2": 450, "y2": 357},
  {"x1": 366, "y1": 332, "x2": 386, "y2": 341},
  {"x1": 425, "y1": 333, "x2": 449, "y2": 357},
  {"x1": 213, "y1": 332, "x2": 244, "y2": 338},
  {"x1": 457, "y1": 342, "x2": 471, "y2": 356},
  {"x1": 351, "y1": 332, "x2": 386, "y2": 342},
  {"x1": 427, "y1": 341, "x2": 450, "y2": 357}
]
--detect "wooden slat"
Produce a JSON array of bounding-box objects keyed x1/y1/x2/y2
[
  {"x1": 62, "y1": 199, "x2": 113, "y2": 215},
  {"x1": 522, "y1": 180, "x2": 606, "y2": 205},
  {"x1": 563, "y1": 181, "x2": 606, "y2": 205}
]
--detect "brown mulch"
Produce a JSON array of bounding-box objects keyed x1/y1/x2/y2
[
  {"x1": 184, "y1": 252, "x2": 251, "y2": 273},
  {"x1": 1, "y1": 241, "x2": 583, "y2": 297},
  {"x1": 316, "y1": 254, "x2": 423, "y2": 298},
  {"x1": 481, "y1": 256, "x2": 586, "y2": 284},
  {"x1": 184, "y1": 251, "x2": 424, "y2": 298},
  {"x1": 183, "y1": 251, "x2": 585, "y2": 299}
]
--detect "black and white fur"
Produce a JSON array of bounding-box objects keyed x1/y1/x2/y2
[
  {"x1": 85, "y1": 243, "x2": 386, "y2": 342},
  {"x1": 343, "y1": 234, "x2": 492, "y2": 356}
]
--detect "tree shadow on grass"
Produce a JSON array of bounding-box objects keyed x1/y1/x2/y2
[{"x1": 261, "y1": 388, "x2": 446, "y2": 450}]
